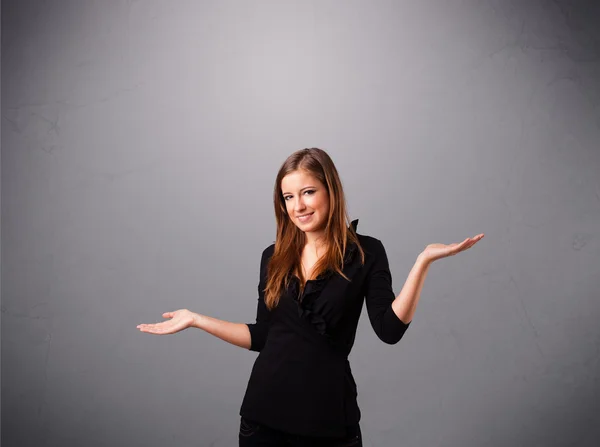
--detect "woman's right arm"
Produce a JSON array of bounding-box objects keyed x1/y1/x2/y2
[
  {"x1": 137, "y1": 308, "x2": 251, "y2": 348},
  {"x1": 197, "y1": 245, "x2": 274, "y2": 351},
  {"x1": 192, "y1": 313, "x2": 251, "y2": 350},
  {"x1": 137, "y1": 244, "x2": 274, "y2": 351}
]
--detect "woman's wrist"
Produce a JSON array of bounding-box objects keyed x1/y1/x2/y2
[
  {"x1": 191, "y1": 312, "x2": 204, "y2": 329},
  {"x1": 417, "y1": 252, "x2": 432, "y2": 267}
]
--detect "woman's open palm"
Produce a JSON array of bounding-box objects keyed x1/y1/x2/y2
[
  {"x1": 422, "y1": 233, "x2": 484, "y2": 263},
  {"x1": 137, "y1": 309, "x2": 195, "y2": 335}
]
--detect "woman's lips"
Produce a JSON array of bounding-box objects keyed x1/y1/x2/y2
[{"x1": 297, "y1": 212, "x2": 314, "y2": 222}]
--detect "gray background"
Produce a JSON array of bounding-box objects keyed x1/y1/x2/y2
[{"x1": 2, "y1": 1, "x2": 600, "y2": 446}]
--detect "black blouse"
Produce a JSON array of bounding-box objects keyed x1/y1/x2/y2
[{"x1": 240, "y1": 219, "x2": 411, "y2": 438}]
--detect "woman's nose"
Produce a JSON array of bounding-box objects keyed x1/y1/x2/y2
[{"x1": 294, "y1": 199, "x2": 306, "y2": 211}]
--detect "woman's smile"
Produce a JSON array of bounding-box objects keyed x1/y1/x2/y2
[{"x1": 297, "y1": 212, "x2": 314, "y2": 222}]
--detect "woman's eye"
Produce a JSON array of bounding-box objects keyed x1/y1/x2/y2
[{"x1": 284, "y1": 190, "x2": 314, "y2": 201}]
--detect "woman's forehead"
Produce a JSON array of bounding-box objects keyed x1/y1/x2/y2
[{"x1": 281, "y1": 170, "x2": 320, "y2": 189}]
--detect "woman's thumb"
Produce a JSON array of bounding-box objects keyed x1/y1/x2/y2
[{"x1": 162, "y1": 311, "x2": 174, "y2": 318}]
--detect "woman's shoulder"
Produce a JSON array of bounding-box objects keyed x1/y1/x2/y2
[
  {"x1": 351, "y1": 219, "x2": 383, "y2": 248},
  {"x1": 355, "y1": 232, "x2": 387, "y2": 261},
  {"x1": 356, "y1": 232, "x2": 384, "y2": 248},
  {"x1": 356, "y1": 232, "x2": 380, "y2": 245},
  {"x1": 261, "y1": 242, "x2": 276, "y2": 260}
]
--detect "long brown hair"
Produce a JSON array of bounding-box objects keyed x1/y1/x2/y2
[{"x1": 263, "y1": 148, "x2": 365, "y2": 310}]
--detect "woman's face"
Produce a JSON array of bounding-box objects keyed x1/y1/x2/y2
[{"x1": 281, "y1": 170, "x2": 330, "y2": 234}]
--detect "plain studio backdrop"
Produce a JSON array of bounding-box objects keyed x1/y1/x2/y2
[{"x1": 2, "y1": 1, "x2": 600, "y2": 446}]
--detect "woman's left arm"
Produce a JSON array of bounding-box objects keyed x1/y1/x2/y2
[{"x1": 391, "y1": 233, "x2": 485, "y2": 323}]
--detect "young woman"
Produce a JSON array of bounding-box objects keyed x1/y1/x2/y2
[{"x1": 137, "y1": 148, "x2": 484, "y2": 446}]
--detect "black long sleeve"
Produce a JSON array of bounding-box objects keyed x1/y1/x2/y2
[
  {"x1": 364, "y1": 238, "x2": 411, "y2": 344},
  {"x1": 246, "y1": 245, "x2": 274, "y2": 352}
]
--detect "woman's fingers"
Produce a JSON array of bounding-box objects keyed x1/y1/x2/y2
[
  {"x1": 136, "y1": 311, "x2": 174, "y2": 331},
  {"x1": 449, "y1": 234, "x2": 483, "y2": 256},
  {"x1": 469, "y1": 234, "x2": 484, "y2": 246},
  {"x1": 422, "y1": 233, "x2": 484, "y2": 262},
  {"x1": 137, "y1": 309, "x2": 192, "y2": 335},
  {"x1": 138, "y1": 321, "x2": 173, "y2": 334},
  {"x1": 461, "y1": 234, "x2": 484, "y2": 251}
]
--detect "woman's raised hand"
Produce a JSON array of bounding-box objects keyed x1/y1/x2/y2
[
  {"x1": 137, "y1": 309, "x2": 197, "y2": 335},
  {"x1": 420, "y1": 233, "x2": 484, "y2": 264}
]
